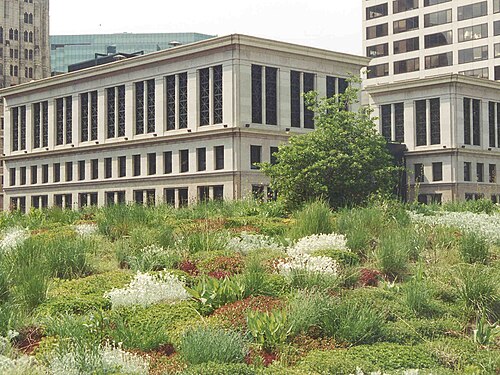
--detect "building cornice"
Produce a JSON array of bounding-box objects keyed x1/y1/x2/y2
[
  {"x1": 405, "y1": 148, "x2": 500, "y2": 157},
  {"x1": 0, "y1": 34, "x2": 370, "y2": 98},
  {"x1": 365, "y1": 74, "x2": 500, "y2": 95}
]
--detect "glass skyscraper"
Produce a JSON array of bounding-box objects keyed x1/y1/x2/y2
[{"x1": 50, "y1": 32, "x2": 215, "y2": 74}]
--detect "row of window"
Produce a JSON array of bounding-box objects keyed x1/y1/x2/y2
[
  {"x1": 417, "y1": 193, "x2": 500, "y2": 204},
  {"x1": 367, "y1": 0, "x2": 499, "y2": 21},
  {"x1": 414, "y1": 162, "x2": 497, "y2": 183},
  {"x1": 0, "y1": 28, "x2": 34, "y2": 43}
]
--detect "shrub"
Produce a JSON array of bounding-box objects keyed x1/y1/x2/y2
[
  {"x1": 246, "y1": 309, "x2": 290, "y2": 352},
  {"x1": 42, "y1": 235, "x2": 94, "y2": 279},
  {"x1": 458, "y1": 232, "x2": 489, "y2": 264},
  {"x1": 187, "y1": 276, "x2": 246, "y2": 315},
  {"x1": 180, "y1": 327, "x2": 247, "y2": 365},
  {"x1": 289, "y1": 201, "x2": 333, "y2": 240},
  {"x1": 227, "y1": 232, "x2": 285, "y2": 255},
  {"x1": 180, "y1": 362, "x2": 256, "y2": 375}
]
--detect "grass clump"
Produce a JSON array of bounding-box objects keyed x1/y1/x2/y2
[
  {"x1": 179, "y1": 327, "x2": 247, "y2": 365},
  {"x1": 289, "y1": 201, "x2": 333, "y2": 240},
  {"x1": 458, "y1": 232, "x2": 489, "y2": 264},
  {"x1": 375, "y1": 230, "x2": 410, "y2": 280}
]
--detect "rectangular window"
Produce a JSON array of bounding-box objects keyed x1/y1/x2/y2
[
  {"x1": 495, "y1": 0, "x2": 500, "y2": 13},
  {"x1": 165, "y1": 189, "x2": 175, "y2": 206},
  {"x1": 66, "y1": 161, "x2": 73, "y2": 182},
  {"x1": 424, "y1": 0, "x2": 451, "y2": 6},
  {"x1": 458, "y1": 24, "x2": 488, "y2": 42},
  {"x1": 460, "y1": 68, "x2": 489, "y2": 79},
  {"x1": 80, "y1": 93, "x2": 89, "y2": 142},
  {"x1": 326, "y1": 76, "x2": 336, "y2": 98},
  {"x1": 42, "y1": 101, "x2": 48, "y2": 147},
  {"x1": 290, "y1": 70, "x2": 301, "y2": 127},
  {"x1": 164, "y1": 151, "x2": 172, "y2": 174},
  {"x1": 424, "y1": 31, "x2": 452, "y2": 48},
  {"x1": 91, "y1": 159, "x2": 98, "y2": 180},
  {"x1": 394, "y1": 103, "x2": 405, "y2": 143},
  {"x1": 366, "y1": 23, "x2": 388, "y2": 39},
  {"x1": 458, "y1": 1, "x2": 487, "y2": 21},
  {"x1": 251, "y1": 64, "x2": 263, "y2": 124},
  {"x1": 270, "y1": 146, "x2": 279, "y2": 165},
  {"x1": 90, "y1": 91, "x2": 98, "y2": 141},
  {"x1": 11, "y1": 107, "x2": 18, "y2": 151},
  {"x1": 147, "y1": 153, "x2": 156, "y2": 175},
  {"x1": 119, "y1": 156, "x2": 126, "y2": 178},
  {"x1": 489, "y1": 164, "x2": 496, "y2": 183},
  {"x1": 166, "y1": 75, "x2": 176, "y2": 130},
  {"x1": 250, "y1": 145, "x2": 262, "y2": 170},
  {"x1": 464, "y1": 162, "x2": 472, "y2": 181},
  {"x1": 367, "y1": 43, "x2": 389, "y2": 58},
  {"x1": 106, "y1": 87, "x2": 116, "y2": 138},
  {"x1": 477, "y1": 163, "x2": 484, "y2": 182},
  {"x1": 432, "y1": 162, "x2": 443, "y2": 181},
  {"x1": 464, "y1": 98, "x2": 471, "y2": 145},
  {"x1": 179, "y1": 73, "x2": 188, "y2": 129},
  {"x1": 473, "y1": 99, "x2": 481, "y2": 146},
  {"x1": 20, "y1": 166, "x2": 26, "y2": 185},
  {"x1": 9, "y1": 168, "x2": 15, "y2": 186},
  {"x1": 425, "y1": 52, "x2": 453, "y2": 69},
  {"x1": 42, "y1": 164, "x2": 48, "y2": 184},
  {"x1": 367, "y1": 63, "x2": 389, "y2": 79},
  {"x1": 133, "y1": 154, "x2": 141, "y2": 176},
  {"x1": 393, "y1": 37, "x2": 419, "y2": 54},
  {"x1": 178, "y1": 188, "x2": 189, "y2": 207},
  {"x1": 366, "y1": 3, "x2": 388, "y2": 19},
  {"x1": 393, "y1": 0, "x2": 418, "y2": 13},
  {"x1": 266, "y1": 67, "x2": 278, "y2": 125},
  {"x1": 495, "y1": 21, "x2": 500, "y2": 36},
  {"x1": 213, "y1": 65, "x2": 223, "y2": 124},
  {"x1": 394, "y1": 57, "x2": 419, "y2": 74},
  {"x1": 33, "y1": 102, "x2": 41, "y2": 148},
  {"x1": 458, "y1": 46, "x2": 488, "y2": 64},
  {"x1": 56, "y1": 98, "x2": 64, "y2": 145},
  {"x1": 489, "y1": 102, "x2": 496, "y2": 148},
  {"x1": 215, "y1": 146, "x2": 224, "y2": 170},
  {"x1": 147, "y1": 79, "x2": 155, "y2": 133},
  {"x1": 381, "y1": 104, "x2": 392, "y2": 141},
  {"x1": 53, "y1": 163, "x2": 61, "y2": 183},
  {"x1": 117, "y1": 85, "x2": 126, "y2": 136},
  {"x1": 19, "y1": 106, "x2": 26, "y2": 151},
  {"x1": 424, "y1": 9, "x2": 452, "y2": 27},
  {"x1": 78, "y1": 160, "x2": 85, "y2": 181},
  {"x1": 134, "y1": 190, "x2": 144, "y2": 205},
  {"x1": 213, "y1": 185, "x2": 224, "y2": 201},
  {"x1": 198, "y1": 186, "x2": 210, "y2": 202},
  {"x1": 197, "y1": 148, "x2": 206, "y2": 172},
  {"x1": 430, "y1": 98, "x2": 441, "y2": 145},
  {"x1": 104, "y1": 157, "x2": 112, "y2": 179},
  {"x1": 199, "y1": 68, "x2": 210, "y2": 126},
  {"x1": 416, "y1": 100, "x2": 427, "y2": 146},
  {"x1": 303, "y1": 73, "x2": 315, "y2": 129},
  {"x1": 393, "y1": 16, "x2": 419, "y2": 34},
  {"x1": 180, "y1": 149, "x2": 189, "y2": 173},
  {"x1": 31, "y1": 165, "x2": 37, "y2": 184},
  {"x1": 135, "y1": 81, "x2": 144, "y2": 134}
]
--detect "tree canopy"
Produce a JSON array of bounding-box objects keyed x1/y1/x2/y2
[{"x1": 260, "y1": 79, "x2": 397, "y2": 209}]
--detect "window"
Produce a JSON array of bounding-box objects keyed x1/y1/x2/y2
[
  {"x1": 458, "y1": 24, "x2": 488, "y2": 42},
  {"x1": 290, "y1": 71, "x2": 301, "y2": 127},
  {"x1": 367, "y1": 3, "x2": 388, "y2": 19},
  {"x1": 53, "y1": 163, "x2": 60, "y2": 183},
  {"x1": 9, "y1": 168, "x2": 15, "y2": 186},
  {"x1": 134, "y1": 80, "x2": 155, "y2": 134},
  {"x1": 381, "y1": 105, "x2": 391, "y2": 141},
  {"x1": 106, "y1": 87, "x2": 116, "y2": 138},
  {"x1": 381, "y1": 103, "x2": 405, "y2": 142},
  {"x1": 393, "y1": 16, "x2": 419, "y2": 34},
  {"x1": 104, "y1": 158, "x2": 112, "y2": 179},
  {"x1": 458, "y1": 46, "x2": 488, "y2": 64},
  {"x1": 11, "y1": 106, "x2": 27, "y2": 152},
  {"x1": 430, "y1": 98, "x2": 441, "y2": 145},
  {"x1": 394, "y1": 57, "x2": 419, "y2": 74},
  {"x1": 424, "y1": 31, "x2": 452, "y2": 48},
  {"x1": 165, "y1": 189, "x2": 175, "y2": 206},
  {"x1": 56, "y1": 97, "x2": 72, "y2": 145},
  {"x1": 251, "y1": 65, "x2": 263, "y2": 124},
  {"x1": 133, "y1": 154, "x2": 141, "y2": 176},
  {"x1": 215, "y1": 146, "x2": 224, "y2": 170},
  {"x1": 394, "y1": 103, "x2": 405, "y2": 143},
  {"x1": 477, "y1": 163, "x2": 484, "y2": 182},
  {"x1": 496, "y1": 44, "x2": 500, "y2": 58},
  {"x1": 495, "y1": 0, "x2": 500, "y2": 13},
  {"x1": 464, "y1": 98, "x2": 471, "y2": 145},
  {"x1": 367, "y1": 63, "x2": 389, "y2": 79},
  {"x1": 496, "y1": 66, "x2": 500, "y2": 80},
  {"x1": 180, "y1": 150, "x2": 189, "y2": 173},
  {"x1": 424, "y1": 9, "x2": 452, "y2": 27},
  {"x1": 178, "y1": 188, "x2": 189, "y2": 207},
  {"x1": 213, "y1": 65, "x2": 223, "y2": 124},
  {"x1": 460, "y1": 68, "x2": 489, "y2": 79},
  {"x1": 251, "y1": 65, "x2": 278, "y2": 125},
  {"x1": 197, "y1": 148, "x2": 206, "y2": 172},
  {"x1": 147, "y1": 153, "x2": 156, "y2": 175},
  {"x1": 164, "y1": 151, "x2": 172, "y2": 174},
  {"x1": 393, "y1": 37, "x2": 419, "y2": 54},
  {"x1": 199, "y1": 65, "x2": 223, "y2": 126},
  {"x1": 489, "y1": 164, "x2": 496, "y2": 183},
  {"x1": 42, "y1": 164, "x2": 48, "y2": 184},
  {"x1": 198, "y1": 186, "x2": 210, "y2": 202},
  {"x1": 78, "y1": 160, "x2": 85, "y2": 181},
  {"x1": 78, "y1": 193, "x2": 98, "y2": 208},
  {"x1": 66, "y1": 162, "x2": 73, "y2": 182},
  {"x1": 425, "y1": 52, "x2": 452, "y2": 69},
  {"x1": 464, "y1": 162, "x2": 472, "y2": 181},
  {"x1": 473, "y1": 99, "x2": 481, "y2": 146},
  {"x1": 424, "y1": 0, "x2": 451, "y2": 5},
  {"x1": 118, "y1": 156, "x2": 126, "y2": 178},
  {"x1": 366, "y1": 23, "x2": 388, "y2": 39},
  {"x1": 20, "y1": 167, "x2": 26, "y2": 185},
  {"x1": 166, "y1": 75, "x2": 176, "y2": 130},
  {"x1": 416, "y1": 100, "x2": 427, "y2": 146},
  {"x1": 393, "y1": 0, "x2": 418, "y2": 13},
  {"x1": 270, "y1": 146, "x2": 279, "y2": 165},
  {"x1": 31, "y1": 166, "x2": 37, "y2": 184},
  {"x1": 214, "y1": 186, "x2": 224, "y2": 201},
  {"x1": 303, "y1": 73, "x2": 315, "y2": 129},
  {"x1": 199, "y1": 68, "x2": 210, "y2": 126},
  {"x1": 91, "y1": 159, "x2": 98, "y2": 180},
  {"x1": 250, "y1": 145, "x2": 262, "y2": 170},
  {"x1": 80, "y1": 91, "x2": 98, "y2": 142},
  {"x1": 495, "y1": 21, "x2": 500, "y2": 36},
  {"x1": 432, "y1": 162, "x2": 442, "y2": 181},
  {"x1": 366, "y1": 43, "x2": 389, "y2": 58},
  {"x1": 457, "y1": 2, "x2": 487, "y2": 21}
]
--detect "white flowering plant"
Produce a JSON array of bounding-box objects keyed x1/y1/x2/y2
[
  {"x1": 0, "y1": 227, "x2": 29, "y2": 254},
  {"x1": 74, "y1": 223, "x2": 99, "y2": 237},
  {"x1": 227, "y1": 232, "x2": 286, "y2": 254},
  {"x1": 288, "y1": 233, "x2": 350, "y2": 257},
  {"x1": 105, "y1": 271, "x2": 189, "y2": 308}
]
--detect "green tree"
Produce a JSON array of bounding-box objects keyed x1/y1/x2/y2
[{"x1": 260, "y1": 79, "x2": 397, "y2": 209}]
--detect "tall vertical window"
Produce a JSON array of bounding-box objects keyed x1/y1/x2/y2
[
  {"x1": 106, "y1": 87, "x2": 116, "y2": 138},
  {"x1": 430, "y1": 98, "x2": 440, "y2": 145},
  {"x1": 9, "y1": 168, "x2": 15, "y2": 186},
  {"x1": 432, "y1": 162, "x2": 443, "y2": 181},
  {"x1": 65, "y1": 97, "x2": 73, "y2": 143},
  {"x1": 56, "y1": 98, "x2": 64, "y2": 145},
  {"x1": 197, "y1": 148, "x2": 206, "y2": 171},
  {"x1": 164, "y1": 151, "x2": 172, "y2": 174},
  {"x1": 180, "y1": 150, "x2": 189, "y2": 173},
  {"x1": 251, "y1": 65, "x2": 278, "y2": 125},
  {"x1": 251, "y1": 64, "x2": 263, "y2": 124},
  {"x1": 66, "y1": 162, "x2": 73, "y2": 182},
  {"x1": 20, "y1": 167, "x2": 26, "y2": 185},
  {"x1": 104, "y1": 158, "x2": 112, "y2": 179},
  {"x1": 489, "y1": 164, "x2": 496, "y2": 183},
  {"x1": 464, "y1": 98, "x2": 471, "y2": 145},
  {"x1": 250, "y1": 145, "x2": 262, "y2": 170},
  {"x1": 166, "y1": 75, "x2": 176, "y2": 130},
  {"x1": 42, "y1": 165, "x2": 49, "y2": 183},
  {"x1": 118, "y1": 156, "x2": 126, "y2": 177},
  {"x1": 90, "y1": 91, "x2": 98, "y2": 141},
  {"x1": 147, "y1": 153, "x2": 156, "y2": 175},
  {"x1": 472, "y1": 99, "x2": 481, "y2": 146},
  {"x1": 133, "y1": 154, "x2": 141, "y2": 176},
  {"x1": 416, "y1": 100, "x2": 427, "y2": 146},
  {"x1": 489, "y1": 102, "x2": 496, "y2": 148},
  {"x1": 290, "y1": 71, "x2": 301, "y2": 127},
  {"x1": 12, "y1": 107, "x2": 19, "y2": 151},
  {"x1": 464, "y1": 162, "x2": 472, "y2": 181},
  {"x1": 80, "y1": 91, "x2": 98, "y2": 142},
  {"x1": 134, "y1": 80, "x2": 155, "y2": 134},
  {"x1": 179, "y1": 73, "x2": 188, "y2": 129},
  {"x1": 56, "y1": 97, "x2": 72, "y2": 145},
  {"x1": 20, "y1": 106, "x2": 26, "y2": 150},
  {"x1": 42, "y1": 101, "x2": 48, "y2": 147},
  {"x1": 326, "y1": 76, "x2": 336, "y2": 98},
  {"x1": 213, "y1": 65, "x2": 223, "y2": 124},
  {"x1": 265, "y1": 67, "x2": 278, "y2": 125},
  {"x1": 33, "y1": 102, "x2": 41, "y2": 148},
  {"x1": 303, "y1": 73, "x2": 315, "y2": 129},
  {"x1": 78, "y1": 160, "x2": 85, "y2": 181},
  {"x1": 381, "y1": 104, "x2": 392, "y2": 141},
  {"x1": 477, "y1": 163, "x2": 484, "y2": 182},
  {"x1": 91, "y1": 159, "x2": 98, "y2": 180},
  {"x1": 199, "y1": 68, "x2": 210, "y2": 126},
  {"x1": 198, "y1": 65, "x2": 223, "y2": 126},
  {"x1": 147, "y1": 79, "x2": 155, "y2": 133},
  {"x1": 53, "y1": 163, "x2": 60, "y2": 183},
  {"x1": 117, "y1": 86, "x2": 126, "y2": 136},
  {"x1": 214, "y1": 146, "x2": 224, "y2": 170},
  {"x1": 394, "y1": 103, "x2": 404, "y2": 143},
  {"x1": 135, "y1": 81, "x2": 144, "y2": 134},
  {"x1": 270, "y1": 146, "x2": 279, "y2": 165}
]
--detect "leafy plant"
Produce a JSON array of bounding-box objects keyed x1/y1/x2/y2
[
  {"x1": 405, "y1": 265, "x2": 433, "y2": 317},
  {"x1": 187, "y1": 276, "x2": 246, "y2": 315},
  {"x1": 180, "y1": 327, "x2": 247, "y2": 365},
  {"x1": 246, "y1": 309, "x2": 291, "y2": 352},
  {"x1": 473, "y1": 315, "x2": 500, "y2": 346}
]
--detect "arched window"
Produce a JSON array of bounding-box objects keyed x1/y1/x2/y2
[
  {"x1": 14, "y1": 30, "x2": 18, "y2": 41},
  {"x1": 29, "y1": 50, "x2": 33, "y2": 60},
  {"x1": 9, "y1": 29, "x2": 13, "y2": 40},
  {"x1": 24, "y1": 49, "x2": 28, "y2": 59},
  {"x1": 29, "y1": 32, "x2": 33, "y2": 43},
  {"x1": 29, "y1": 14, "x2": 33, "y2": 24},
  {"x1": 23, "y1": 31, "x2": 28, "y2": 42},
  {"x1": 24, "y1": 67, "x2": 28, "y2": 78},
  {"x1": 24, "y1": 13, "x2": 29, "y2": 23},
  {"x1": 29, "y1": 68, "x2": 33, "y2": 78}
]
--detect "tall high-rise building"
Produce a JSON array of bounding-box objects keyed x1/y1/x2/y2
[
  {"x1": 0, "y1": 0, "x2": 51, "y2": 210},
  {"x1": 362, "y1": 0, "x2": 500, "y2": 203},
  {"x1": 363, "y1": 0, "x2": 500, "y2": 83}
]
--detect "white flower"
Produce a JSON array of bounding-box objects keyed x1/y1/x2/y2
[
  {"x1": 0, "y1": 227, "x2": 29, "y2": 253},
  {"x1": 227, "y1": 232, "x2": 285, "y2": 254},
  {"x1": 101, "y1": 344, "x2": 149, "y2": 375},
  {"x1": 277, "y1": 253, "x2": 339, "y2": 277},
  {"x1": 288, "y1": 233, "x2": 349, "y2": 257},
  {"x1": 74, "y1": 223, "x2": 98, "y2": 237},
  {"x1": 0, "y1": 354, "x2": 43, "y2": 374},
  {"x1": 105, "y1": 271, "x2": 189, "y2": 308}
]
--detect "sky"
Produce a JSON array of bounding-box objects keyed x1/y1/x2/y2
[{"x1": 49, "y1": 0, "x2": 363, "y2": 56}]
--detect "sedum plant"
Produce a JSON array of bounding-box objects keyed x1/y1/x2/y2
[{"x1": 246, "y1": 309, "x2": 291, "y2": 352}]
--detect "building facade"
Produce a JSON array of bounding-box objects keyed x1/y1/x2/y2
[
  {"x1": 0, "y1": 0, "x2": 51, "y2": 210},
  {"x1": 363, "y1": 0, "x2": 500, "y2": 83},
  {"x1": 50, "y1": 33, "x2": 215, "y2": 75},
  {"x1": 1, "y1": 34, "x2": 368, "y2": 211}
]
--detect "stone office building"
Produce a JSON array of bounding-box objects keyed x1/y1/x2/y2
[{"x1": 0, "y1": 34, "x2": 368, "y2": 211}]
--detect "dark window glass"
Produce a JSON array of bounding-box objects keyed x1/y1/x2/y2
[
  {"x1": 464, "y1": 98, "x2": 471, "y2": 145},
  {"x1": 425, "y1": 52, "x2": 453, "y2": 69},
  {"x1": 416, "y1": 100, "x2": 427, "y2": 146},
  {"x1": 394, "y1": 103, "x2": 405, "y2": 143},
  {"x1": 91, "y1": 159, "x2": 98, "y2": 180},
  {"x1": 394, "y1": 57, "x2": 419, "y2": 74},
  {"x1": 180, "y1": 150, "x2": 189, "y2": 173},
  {"x1": 20, "y1": 166, "x2": 26, "y2": 185},
  {"x1": 489, "y1": 164, "x2": 496, "y2": 183},
  {"x1": 78, "y1": 160, "x2": 85, "y2": 181},
  {"x1": 56, "y1": 98, "x2": 64, "y2": 145},
  {"x1": 424, "y1": 0, "x2": 451, "y2": 6},
  {"x1": 166, "y1": 75, "x2": 176, "y2": 130},
  {"x1": 164, "y1": 151, "x2": 172, "y2": 174},
  {"x1": 19, "y1": 106, "x2": 26, "y2": 150},
  {"x1": 198, "y1": 186, "x2": 210, "y2": 202},
  {"x1": 66, "y1": 162, "x2": 73, "y2": 182},
  {"x1": 134, "y1": 190, "x2": 144, "y2": 205},
  {"x1": 90, "y1": 91, "x2": 98, "y2": 141},
  {"x1": 424, "y1": 9, "x2": 452, "y2": 27},
  {"x1": 458, "y1": 46, "x2": 488, "y2": 64},
  {"x1": 197, "y1": 148, "x2": 206, "y2": 171},
  {"x1": 250, "y1": 145, "x2": 262, "y2": 170},
  {"x1": 290, "y1": 71, "x2": 301, "y2": 127},
  {"x1": 165, "y1": 189, "x2": 175, "y2": 206},
  {"x1": 107, "y1": 87, "x2": 116, "y2": 138},
  {"x1": 133, "y1": 154, "x2": 141, "y2": 176},
  {"x1": 495, "y1": 21, "x2": 500, "y2": 36},
  {"x1": 326, "y1": 76, "x2": 336, "y2": 98},
  {"x1": 178, "y1": 188, "x2": 189, "y2": 207},
  {"x1": 42, "y1": 102, "x2": 48, "y2": 147},
  {"x1": 473, "y1": 99, "x2": 481, "y2": 146},
  {"x1": 367, "y1": 43, "x2": 389, "y2": 58},
  {"x1": 393, "y1": 0, "x2": 418, "y2": 13},
  {"x1": 303, "y1": 73, "x2": 315, "y2": 129},
  {"x1": 477, "y1": 163, "x2": 484, "y2": 182},
  {"x1": 9, "y1": 168, "x2": 15, "y2": 186},
  {"x1": 213, "y1": 185, "x2": 224, "y2": 201},
  {"x1": 251, "y1": 64, "x2": 263, "y2": 124},
  {"x1": 148, "y1": 153, "x2": 156, "y2": 175},
  {"x1": 458, "y1": 2, "x2": 487, "y2": 21},
  {"x1": 366, "y1": 23, "x2": 388, "y2": 39},
  {"x1": 393, "y1": 16, "x2": 419, "y2": 34},
  {"x1": 394, "y1": 37, "x2": 420, "y2": 55},
  {"x1": 65, "y1": 97, "x2": 72, "y2": 144},
  {"x1": 432, "y1": 162, "x2": 443, "y2": 181},
  {"x1": 80, "y1": 93, "x2": 89, "y2": 142},
  {"x1": 42, "y1": 165, "x2": 49, "y2": 184},
  {"x1": 381, "y1": 104, "x2": 392, "y2": 141},
  {"x1": 367, "y1": 3, "x2": 388, "y2": 19},
  {"x1": 430, "y1": 98, "x2": 441, "y2": 145},
  {"x1": 489, "y1": 102, "x2": 496, "y2": 148},
  {"x1": 117, "y1": 85, "x2": 126, "y2": 136},
  {"x1": 104, "y1": 158, "x2": 112, "y2": 179},
  {"x1": 266, "y1": 67, "x2": 278, "y2": 125},
  {"x1": 199, "y1": 68, "x2": 210, "y2": 126},
  {"x1": 135, "y1": 81, "x2": 144, "y2": 134},
  {"x1": 464, "y1": 162, "x2": 472, "y2": 181},
  {"x1": 270, "y1": 146, "x2": 279, "y2": 165},
  {"x1": 33, "y1": 102, "x2": 40, "y2": 148},
  {"x1": 458, "y1": 24, "x2": 488, "y2": 42},
  {"x1": 424, "y1": 31, "x2": 452, "y2": 48},
  {"x1": 119, "y1": 156, "x2": 126, "y2": 178},
  {"x1": 53, "y1": 163, "x2": 60, "y2": 183},
  {"x1": 147, "y1": 79, "x2": 155, "y2": 133},
  {"x1": 367, "y1": 63, "x2": 389, "y2": 79},
  {"x1": 215, "y1": 146, "x2": 224, "y2": 170},
  {"x1": 213, "y1": 65, "x2": 223, "y2": 124},
  {"x1": 12, "y1": 107, "x2": 18, "y2": 151},
  {"x1": 179, "y1": 73, "x2": 188, "y2": 129},
  {"x1": 31, "y1": 165, "x2": 37, "y2": 184}
]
